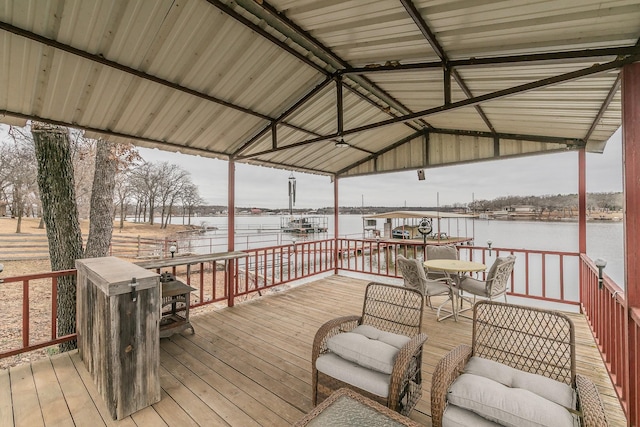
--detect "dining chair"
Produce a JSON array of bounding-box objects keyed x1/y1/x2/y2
[
  {"x1": 396, "y1": 254, "x2": 452, "y2": 311},
  {"x1": 425, "y1": 245, "x2": 460, "y2": 283},
  {"x1": 458, "y1": 255, "x2": 516, "y2": 306}
]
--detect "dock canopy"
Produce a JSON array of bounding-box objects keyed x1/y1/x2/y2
[{"x1": 364, "y1": 211, "x2": 473, "y2": 220}]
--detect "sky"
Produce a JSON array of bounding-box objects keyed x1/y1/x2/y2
[
  {"x1": 137, "y1": 128, "x2": 624, "y2": 209},
  {"x1": 0, "y1": 123, "x2": 623, "y2": 209}
]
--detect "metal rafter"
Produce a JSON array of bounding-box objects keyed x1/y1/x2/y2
[
  {"x1": 0, "y1": 20, "x2": 327, "y2": 142},
  {"x1": 584, "y1": 74, "x2": 621, "y2": 142},
  {"x1": 244, "y1": 0, "x2": 433, "y2": 127},
  {"x1": 430, "y1": 128, "x2": 582, "y2": 146},
  {"x1": 400, "y1": 0, "x2": 496, "y2": 134},
  {"x1": 338, "y1": 126, "x2": 584, "y2": 177},
  {"x1": 233, "y1": 77, "x2": 334, "y2": 156},
  {"x1": 237, "y1": 54, "x2": 638, "y2": 161},
  {"x1": 583, "y1": 38, "x2": 640, "y2": 142},
  {"x1": 336, "y1": 131, "x2": 426, "y2": 175},
  {"x1": 341, "y1": 46, "x2": 638, "y2": 75},
  {"x1": 205, "y1": 0, "x2": 328, "y2": 75},
  {"x1": 1, "y1": 109, "x2": 230, "y2": 158}
]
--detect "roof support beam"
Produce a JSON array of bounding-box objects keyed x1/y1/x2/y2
[
  {"x1": 238, "y1": 0, "x2": 433, "y2": 130},
  {"x1": 239, "y1": 53, "x2": 634, "y2": 160},
  {"x1": 336, "y1": 131, "x2": 426, "y2": 175},
  {"x1": 234, "y1": 77, "x2": 333, "y2": 156},
  {"x1": 1, "y1": 109, "x2": 230, "y2": 159},
  {"x1": 585, "y1": 37, "x2": 640, "y2": 144},
  {"x1": 400, "y1": 0, "x2": 496, "y2": 134},
  {"x1": 342, "y1": 46, "x2": 640, "y2": 75},
  {"x1": 584, "y1": 74, "x2": 621, "y2": 142},
  {"x1": 0, "y1": 21, "x2": 272, "y2": 120},
  {"x1": 343, "y1": 55, "x2": 639, "y2": 137},
  {"x1": 337, "y1": 76, "x2": 344, "y2": 136},
  {"x1": 0, "y1": 20, "x2": 326, "y2": 141},
  {"x1": 205, "y1": 0, "x2": 328, "y2": 75},
  {"x1": 271, "y1": 122, "x2": 277, "y2": 150},
  {"x1": 443, "y1": 66, "x2": 451, "y2": 105}
]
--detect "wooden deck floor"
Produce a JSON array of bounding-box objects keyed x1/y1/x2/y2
[{"x1": 0, "y1": 275, "x2": 626, "y2": 426}]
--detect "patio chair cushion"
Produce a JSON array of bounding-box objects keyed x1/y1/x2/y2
[
  {"x1": 442, "y1": 405, "x2": 502, "y2": 427},
  {"x1": 315, "y1": 353, "x2": 390, "y2": 397},
  {"x1": 325, "y1": 325, "x2": 411, "y2": 374},
  {"x1": 447, "y1": 373, "x2": 579, "y2": 427},
  {"x1": 465, "y1": 356, "x2": 576, "y2": 408}
]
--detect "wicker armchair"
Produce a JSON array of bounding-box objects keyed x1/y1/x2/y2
[
  {"x1": 312, "y1": 282, "x2": 428, "y2": 416},
  {"x1": 431, "y1": 301, "x2": 608, "y2": 427}
]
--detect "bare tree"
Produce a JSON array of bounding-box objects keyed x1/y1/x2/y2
[
  {"x1": 4, "y1": 128, "x2": 39, "y2": 233},
  {"x1": 32, "y1": 123, "x2": 84, "y2": 352},
  {"x1": 181, "y1": 182, "x2": 203, "y2": 225},
  {"x1": 130, "y1": 162, "x2": 163, "y2": 225},
  {"x1": 156, "y1": 163, "x2": 190, "y2": 229},
  {"x1": 114, "y1": 171, "x2": 132, "y2": 230}
]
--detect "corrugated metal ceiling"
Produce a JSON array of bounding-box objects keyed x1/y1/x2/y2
[{"x1": 0, "y1": 0, "x2": 638, "y2": 178}]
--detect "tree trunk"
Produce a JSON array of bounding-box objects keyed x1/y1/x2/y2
[
  {"x1": 85, "y1": 141, "x2": 117, "y2": 258},
  {"x1": 32, "y1": 124, "x2": 83, "y2": 352}
]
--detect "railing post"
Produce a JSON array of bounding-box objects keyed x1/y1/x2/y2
[
  {"x1": 622, "y1": 61, "x2": 640, "y2": 426},
  {"x1": 22, "y1": 280, "x2": 29, "y2": 349},
  {"x1": 227, "y1": 259, "x2": 235, "y2": 307}
]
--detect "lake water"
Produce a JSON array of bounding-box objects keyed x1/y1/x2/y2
[{"x1": 174, "y1": 214, "x2": 625, "y2": 286}]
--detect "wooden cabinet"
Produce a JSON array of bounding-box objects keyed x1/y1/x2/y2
[{"x1": 76, "y1": 257, "x2": 161, "y2": 420}]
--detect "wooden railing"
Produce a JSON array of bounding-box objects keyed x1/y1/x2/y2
[
  {"x1": 1, "y1": 239, "x2": 636, "y2": 425},
  {"x1": 580, "y1": 254, "x2": 637, "y2": 425},
  {"x1": 232, "y1": 239, "x2": 335, "y2": 299},
  {"x1": 0, "y1": 269, "x2": 77, "y2": 359},
  {"x1": 336, "y1": 239, "x2": 582, "y2": 306}
]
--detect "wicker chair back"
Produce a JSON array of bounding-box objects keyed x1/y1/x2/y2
[
  {"x1": 360, "y1": 282, "x2": 424, "y2": 336},
  {"x1": 472, "y1": 300, "x2": 575, "y2": 384}
]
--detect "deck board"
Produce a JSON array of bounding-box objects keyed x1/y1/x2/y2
[
  {"x1": 10, "y1": 364, "x2": 45, "y2": 427},
  {"x1": 51, "y1": 353, "x2": 105, "y2": 427},
  {"x1": 0, "y1": 369, "x2": 14, "y2": 427},
  {"x1": 0, "y1": 275, "x2": 627, "y2": 426},
  {"x1": 31, "y1": 358, "x2": 75, "y2": 427}
]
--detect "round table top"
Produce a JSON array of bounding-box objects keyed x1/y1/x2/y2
[{"x1": 423, "y1": 259, "x2": 486, "y2": 273}]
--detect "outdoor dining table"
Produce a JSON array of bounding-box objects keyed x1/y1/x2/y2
[{"x1": 423, "y1": 259, "x2": 486, "y2": 321}]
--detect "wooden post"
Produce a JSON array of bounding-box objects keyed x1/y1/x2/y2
[
  {"x1": 76, "y1": 257, "x2": 160, "y2": 420},
  {"x1": 622, "y1": 61, "x2": 640, "y2": 427},
  {"x1": 228, "y1": 159, "x2": 236, "y2": 307},
  {"x1": 334, "y1": 176, "x2": 339, "y2": 274}
]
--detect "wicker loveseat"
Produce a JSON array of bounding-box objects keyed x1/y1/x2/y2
[
  {"x1": 312, "y1": 282, "x2": 428, "y2": 416},
  {"x1": 431, "y1": 301, "x2": 608, "y2": 427}
]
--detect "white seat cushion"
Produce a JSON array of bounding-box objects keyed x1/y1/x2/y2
[
  {"x1": 464, "y1": 356, "x2": 575, "y2": 408},
  {"x1": 350, "y1": 325, "x2": 411, "y2": 349},
  {"x1": 325, "y1": 325, "x2": 410, "y2": 374},
  {"x1": 459, "y1": 276, "x2": 487, "y2": 296},
  {"x1": 443, "y1": 405, "x2": 502, "y2": 427},
  {"x1": 447, "y1": 373, "x2": 579, "y2": 427},
  {"x1": 315, "y1": 353, "x2": 390, "y2": 397}
]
